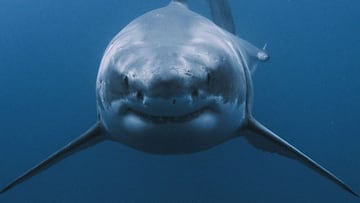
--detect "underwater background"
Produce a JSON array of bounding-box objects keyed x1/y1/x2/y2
[{"x1": 1, "y1": 0, "x2": 359, "y2": 202}]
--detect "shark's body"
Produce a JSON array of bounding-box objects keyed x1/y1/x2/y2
[{"x1": 1, "y1": 0, "x2": 358, "y2": 197}]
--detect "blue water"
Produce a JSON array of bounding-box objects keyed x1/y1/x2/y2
[{"x1": 1, "y1": 0, "x2": 359, "y2": 202}]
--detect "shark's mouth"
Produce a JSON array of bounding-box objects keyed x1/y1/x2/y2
[{"x1": 126, "y1": 107, "x2": 210, "y2": 124}]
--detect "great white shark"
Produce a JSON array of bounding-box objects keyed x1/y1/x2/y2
[{"x1": 1, "y1": 0, "x2": 358, "y2": 197}]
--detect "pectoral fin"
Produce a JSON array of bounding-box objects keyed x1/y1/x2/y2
[
  {"x1": 242, "y1": 117, "x2": 359, "y2": 197},
  {"x1": 0, "y1": 122, "x2": 106, "y2": 194}
]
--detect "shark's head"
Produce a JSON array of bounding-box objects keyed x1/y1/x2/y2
[{"x1": 96, "y1": 3, "x2": 247, "y2": 154}]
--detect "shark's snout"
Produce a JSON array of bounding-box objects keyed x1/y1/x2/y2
[{"x1": 120, "y1": 67, "x2": 208, "y2": 104}]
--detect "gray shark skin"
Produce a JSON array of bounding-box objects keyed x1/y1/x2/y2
[{"x1": 1, "y1": 0, "x2": 358, "y2": 197}]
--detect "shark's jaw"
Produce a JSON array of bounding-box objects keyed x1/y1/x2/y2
[
  {"x1": 100, "y1": 95, "x2": 245, "y2": 154},
  {"x1": 125, "y1": 106, "x2": 211, "y2": 124}
]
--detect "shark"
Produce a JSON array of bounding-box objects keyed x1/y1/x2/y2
[{"x1": 1, "y1": 0, "x2": 358, "y2": 197}]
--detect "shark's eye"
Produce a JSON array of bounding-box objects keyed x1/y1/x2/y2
[
  {"x1": 110, "y1": 73, "x2": 129, "y2": 92},
  {"x1": 191, "y1": 89, "x2": 199, "y2": 97},
  {"x1": 103, "y1": 71, "x2": 131, "y2": 103}
]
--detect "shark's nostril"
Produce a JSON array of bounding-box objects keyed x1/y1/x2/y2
[
  {"x1": 207, "y1": 73, "x2": 211, "y2": 85},
  {"x1": 124, "y1": 75, "x2": 129, "y2": 89}
]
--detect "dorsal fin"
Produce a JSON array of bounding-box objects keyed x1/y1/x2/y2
[
  {"x1": 172, "y1": 0, "x2": 187, "y2": 6},
  {"x1": 171, "y1": 0, "x2": 235, "y2": 34},
  {"x1": 207, "y1": 0, "x2": 236, "y2": 34}
]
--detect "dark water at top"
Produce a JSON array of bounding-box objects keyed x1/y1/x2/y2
[{"x1": 0, "y1": 0, "x2": 359, "y2": 202}]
